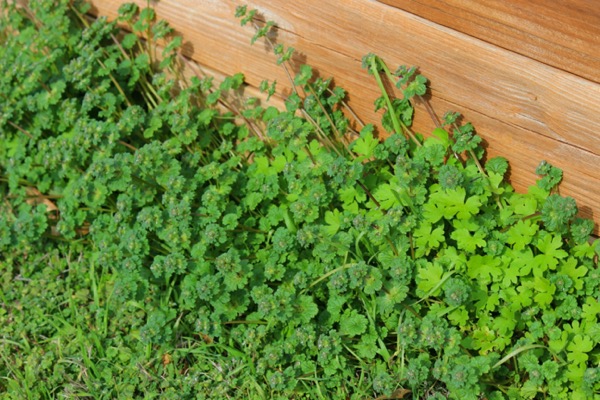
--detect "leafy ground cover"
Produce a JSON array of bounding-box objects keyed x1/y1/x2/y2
[{"x1": 1, "y1": 1, "x2": 599, "y2": 398}]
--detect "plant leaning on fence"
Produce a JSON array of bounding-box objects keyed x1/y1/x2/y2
[
  {"x1": 236, "y1": 6, "x2": 600, "y2": 398},
  {"x1": 0, "y1": 1, "x2": 599, "y2": 398}
]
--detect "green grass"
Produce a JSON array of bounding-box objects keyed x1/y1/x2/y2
[{"x1": 0, "y1": 248, "x2": 340, "y2": 399}]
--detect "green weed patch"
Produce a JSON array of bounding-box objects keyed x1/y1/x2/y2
[{"x1": 1, "y1": 1, "x2": 599, "y2": 398}]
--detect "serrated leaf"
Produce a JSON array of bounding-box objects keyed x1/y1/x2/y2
[
  {"x1": 351, "y1": 125, "x2": 378, "y2": 160},
  {"x1": 506, "y1": 220, "x2": 538, "y2": 251},
  {"x1": 567, "y1": 334, "x2": 593, "y2": 365},
  {"x1": 451, "y1": 227, "x2": 486, "y2": 253},
  {"x1": 581, "y1": 297, "x2": 600, "y2": 322},
  {"x1": 425, "y1": 187, "x2": 481, "y2": 222},
  {"x1": 486, "y1": 156, "x2": 508, "y2": 176},
  {"x1": 467, "y1": 255, "x2": 502, "y2": 285},
  {"x1": 339, "y1": 186, "x2": 366, "y2": 205},
  {"x1": 355, "y1": 331, "x2": 378, "y2": 359},
  {"x1": 532, "y1": 276, "x2": 555, "y2": 307},
  {"x1": 414, "y1": 223, "x2": 444, "y2": 257},
  {"x1": 294, "y1": 64, "x2": 313, "y2": 86},
  {"x1": 373, "y1": 182, "x2": 412, "y2": 211},
  {"x1": 510, "y1": 193, "x2": 538, "y2": 216},
  {"x1": 503, "y1": 248, "x2": 533, "y2": 283},
  {"x1": 323, "y1": 209, "x2": 342, "y2": 236},
  {"x1": 548, "y1": 330, "x2": 569, "y2": 353},
  {"x1": 339, "y1": 309, "x2": 368, "y2": 337},
  {"x1": 558, "y1": 257, "x2": 587, "y2": 291},
  {"x1": 296, "y1": 295, "x2": 319, "y2": 324},
  {"x1": 447, "y1": 307, "x2": 470, "y2": 326},
  {"x1": 534, "y1": 233, "x2": 568, "y2": 274},
  {"x1": 416, "y1": 261, "x2": 444, "y2": 295}
]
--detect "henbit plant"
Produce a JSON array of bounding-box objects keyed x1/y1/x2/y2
[{"x1": 1, "y1": 1, "x2": 599, "y2": 399}]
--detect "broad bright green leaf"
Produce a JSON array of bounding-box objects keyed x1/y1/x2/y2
[
  {"x1": 339, "y1": 186, "x2": 366, "y2": 205},
  {"x1": 437, "y1": 188, "x2": 467, "y2": 218},
  {"x1": 423, "y1": 187, "x2": 481, "y2": 223},
  {"x1": 355, "y1": 331, "x2": 378, "y2": 359},
  {"x1": 373, "y1": 183, "x2": 405, "y2": 210},
  {"x1": 416, "y1": 261, "x2": 444, "y2": 295},
  {"x1": 558, "y1": 257, "x2": 587, "y2": 291},
  {"x1": 460, "y1": 195, "x2": 483, "y2": 219},
  {"x1": 485, "y1": 292, "x2": 500, "y2": 312},
  {"x1": 351, "y1": 125, "x2": 378, "y2": 160},
  {"x1": 422, "y1": 199, "x2": 445, "y2": 224},
  {"x1": 501, "y1": 249, "x2": 531, "y2": 286},
  {"x1": 271, "y1": 154, "x2": 287, "y2": 173},
  {"x1": 253, "y1": 156, "x2": 271, "y2": 175},
  {"x1": 323, "y1": 209, "x2": 342, "y2": 236},
  {"x1": 534, "y1": 276, "x2": 554, "y2": 293},
  {"x1": 512, "y1": 284, "x2": 534, "y2": 310},
  {"x1": 327, "y1": 295, "x2": 348, "y2": 323},
  {"x1": 531, "y1": 276, "x2": 555, "y2": 308},
  {"x1": 413, "y1": 223, "x2": 445, "y2": 257},
  {"x1": 510, "y1": 193, "x2": 538, "y2": 216},
  {"x1": 339, "y1": 309, "x2": 368, "y2": 337},
  {"x1": 472, "y1": 326, "x2": 496, "y2": 354},
  {"x1": 548, "y1": 329, "x2": 569, "y2": 353},
  {"x1": 572, "y1": 240, "x2": 596, "y2": 259},
  {"x1": 451, "y1": 227, "x2": 486, "y2": 253},
  {"x1": 506, "y1": 219, "x2": 538, "y2": 251},
  {"x1": 373, "y1": 183, "x2": 402, "y2": 210},
  {"x1": 567, "y1": 334, "x2": 594, "y2": 365},
  {"x1": 491, "y1": 307, "x2": 516, "y2": 336},
  {"x1": 534, "y1": 233, "x2": 568, "y2": 275},
  {"x1": 447, "y1": 307, "x2": 469, "y2": 326},
  {"x1": 467, "y1": 255, "x2": 502, "y2": 285},
  {"x1": 581, "y1": 297, "x2": 600, "y2": 322},
  {"x1": 431, "y1": 127, "x2": 451, "y2": 149},
  {"x1": 296, "y1": 295, "x2": 319, "y2": 324},
  {"x1": 363, "y1": 267, "x2": 383, "y2": 295},
  {"x1": 486, "y1": 172, "x2": 505, "y2": 195}
]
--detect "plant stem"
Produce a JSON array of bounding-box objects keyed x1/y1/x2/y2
[{"x1": 370, "y1": 57, "x2": 421, "y2": 146}]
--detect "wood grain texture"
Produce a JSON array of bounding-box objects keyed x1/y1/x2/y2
[
  {"x1": 378, "y1": 0, "x2": 600, "y2": 84},
  {"x1": 88, "y1": 0, "x2": 600, "y2": 232}
]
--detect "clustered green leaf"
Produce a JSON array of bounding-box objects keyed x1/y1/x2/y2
[{"x1": 1, "y1": 2, "x2": 599, "y2": 399}]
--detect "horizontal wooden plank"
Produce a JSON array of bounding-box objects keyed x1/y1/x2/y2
[
  {"x1": 89, "y1": 0, "x2": 600, "y2": 232},
  {"x1": 377, "y1": 0, "x2": 600, "y2": 84}
]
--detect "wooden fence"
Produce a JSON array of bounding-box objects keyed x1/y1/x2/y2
[{"x1": 90, "y1": 0, "x2": 600, "y2": 232}]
